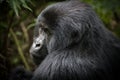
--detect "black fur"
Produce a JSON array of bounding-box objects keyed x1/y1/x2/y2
[
  {"x1": 31, "y1": 0, "x2": 120, "y2": 80},
  {"x1": 11, "y1": 0, "x2": 120, "y2": 80}
]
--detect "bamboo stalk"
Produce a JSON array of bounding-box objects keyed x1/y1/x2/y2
[{"x1": 10, "y1": 29, "x2": 30, "y2": 70}]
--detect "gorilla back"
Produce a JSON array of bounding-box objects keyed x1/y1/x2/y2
[{"x1": 30, "y1": 0, "x2": 120, "y2": 80}]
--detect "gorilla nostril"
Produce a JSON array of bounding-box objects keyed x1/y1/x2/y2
[{"x1": 36, "y1": 44, "x2": 40, "y2": 47}]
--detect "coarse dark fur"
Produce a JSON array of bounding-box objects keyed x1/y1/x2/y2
[
  {"x1": 31, "y1": 0, "x2": 120, "y2": 80},
  {"x1": 10, "y1": 0, "x2": 120, "y2": 80}
]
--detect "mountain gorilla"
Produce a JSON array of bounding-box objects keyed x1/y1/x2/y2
[{"x1": 11, "y1": 0, "x2": 120, "y2": 80}]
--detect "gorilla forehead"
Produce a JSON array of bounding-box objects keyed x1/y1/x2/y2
[{"x1": 37, "y1": 1, "x2": 91, "y2": 24}]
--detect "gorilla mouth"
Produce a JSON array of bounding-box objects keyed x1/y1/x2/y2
[
  {"x1": 32, "y1": 52, "x2": 47, "y2": 65},
  {"x1": 31, "y1": 53, "x2": 41, "y2": 59}
]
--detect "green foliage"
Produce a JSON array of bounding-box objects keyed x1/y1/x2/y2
[
  {"x1": 81, "y1": 0, "x2": 120, "y2": 26},
  {"x1": 8, "y1": 0, "x2": 32, "y2": 16}
]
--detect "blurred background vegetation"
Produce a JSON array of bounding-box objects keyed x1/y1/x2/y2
[{"x1": 0, "y1": 0, "x2": 120, "y2": 80}]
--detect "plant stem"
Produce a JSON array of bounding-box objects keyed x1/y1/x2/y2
[{"x1": 10, "y1": 29, "x2": 30, "y2": 70}]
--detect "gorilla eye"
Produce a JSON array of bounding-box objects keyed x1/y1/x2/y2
[
  {"x1": 39, "y1": 23, "x2": 44, "y2": 28},
  {"x1": 39, "y1": 22, "x2": 49, "y2": 32},
  {"x1": 41, "y1": 22, "x2": 48, "y2": 27},
  {"x1": 42, "y1": 27, "x2": 48, "y2": 32}
]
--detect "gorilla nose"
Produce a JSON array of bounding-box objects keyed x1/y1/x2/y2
[
  {"x1": 29, "y1": 43, "x2": 41, "y2": 55},
  {"x1": 36, "y1": 43, "x2": 41, "y2": 47}
]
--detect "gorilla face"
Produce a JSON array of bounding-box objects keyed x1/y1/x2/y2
[
  {"x1": 29, "y1": 16, "x2": 51, "y2": 65},
  {"x1": 30, "y1": 28, "x2": 45, "y2": 55}
]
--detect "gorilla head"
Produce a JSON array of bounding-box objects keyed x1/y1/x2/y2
[{"x1": 29, "y1": 0, "x2": 120, "y2": 80}]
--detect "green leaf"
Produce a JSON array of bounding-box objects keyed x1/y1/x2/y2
[
  {"x1": 21, "y1": 0, "x2": 32, "y2": 12},
  {"x1": 11, "y1": 0, "x2": 20, "y2": 16}
]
